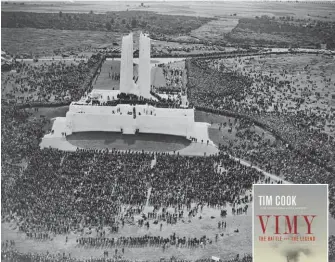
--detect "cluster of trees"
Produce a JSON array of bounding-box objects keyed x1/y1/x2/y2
[
  {"x1": 226, "y1": 17, "x2": 335, "y2": 49},
  {"x1": 1, "y1": 11, "x2": 212, "y2": 36}
]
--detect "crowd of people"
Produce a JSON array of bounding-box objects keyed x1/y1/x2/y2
[
  {"x1": 187, "y1": 55, "x2": 335, "y2": 209},
  {"x1": 76, "y1": 234, "x2": 212, "y2": 249},
  {"x1": 80, "y1": 92, "x2": 185, "y2": 109},
  {"x1": 109, "y1": 71, "x2": 120, "y2": 81},
  {"x1": 1, "y1": 106, "x2": 48, "y2": 164},
  {"x1": 1, "y1": 100, "x2": 270, "y2": 260},
  {"x1": 217, "y1": 116, "x2": 333, "y2": 184},
  {"x1": 187, "y1": 54, "x2": 334, "y2": 171},
  {"x1": 1, "y1": 53, "x2": 103, "y2": 104},
  {"x1": 187, "y1": 59, "x2": 253, "y2": 109},
  {"x1": 2, "y1": 147, "x2": 266, "y2": 236},
  {"x1": 161, "y1": 66, "x2": 184, "y2": 90},
  {"x1": 2, "y1": 49, "x2": 334, "y2": 261},
  {"x1": 1, "y1": 243, "x2": 254, "y2": 262}
]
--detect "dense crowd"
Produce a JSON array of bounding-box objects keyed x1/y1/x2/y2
[
  {"x1": 1, "y1": 243, "x2": 253, "y2": 262},
  {"x1": 1, "y1": 103, "x2": 271, "y2": 260},
  {"x1": 81, "y1": 92, "x2": 184, "y2": 109},
  {"x1": 76, "y1": 234, "x2": 212, "y2": 249},
  {"x1": 187, "y1": 54, "x2": 335, "y2": 218},
  {"x1": 1, "y1": 106, "x2": 48, "y2": 164},
  {"x1": 187, "y1": 55, "x2": 334, "y2": 171},
  {"x1": 161, "y1": 66, "x2": 184, "y2": 90},
  {"x1": 2, "y1": 50, "x2": 334, "y2": 261},
  {"x1": 162, "y1": 45, "x2": 223, "y2": 54},
  {"x1": 2, "y1": 147, "x2": 264, "y2": 236},
  {"x1": 187, "y1": 59, "x2": 253, "y2": 108},
  {"x1": 1, "y1": 54, "x2": 103, "y2": 104},
  {"x1": 217, "y1": 117, "x2": 334, "y2": 187}
]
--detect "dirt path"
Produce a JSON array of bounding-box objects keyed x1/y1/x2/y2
[{"x1": 230, "y1": 156, "x2": 290, "y2": 184}]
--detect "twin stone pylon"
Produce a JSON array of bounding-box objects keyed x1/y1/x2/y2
[
  {"x1": 119, "y1": 32, "x2": 151, "y2": 99},
  {"x1": 120, "y1": 32, "x2": 134, "y2": 95}
]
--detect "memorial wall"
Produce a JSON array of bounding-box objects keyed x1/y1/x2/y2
[{"x1": 65, "y1": 104, "x2": 195, "y2": 138}]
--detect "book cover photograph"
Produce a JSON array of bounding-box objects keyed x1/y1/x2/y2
[
  {"x1": 1, "y1": 1, "x2": 335, "y2": 261},
  {"x1": 253, "y1": 184, "x2": 328, "y2": 262}
]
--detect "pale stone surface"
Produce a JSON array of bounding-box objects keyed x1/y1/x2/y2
[
  {"x1": 138, "y1": 32, "x2": 151, "y2": 98},
  {"x1": 40, "y1": 117, "x2": 78, "y2": 151},
  {"x1": 40, "y1": 117, "x2": 218, "y2": 156},
  {"x1": 120, "y1": 33, "x2": 134, "y2": 94},
  {"x1": 64, "y1": 103, "x2": 197, "y2": 137}
]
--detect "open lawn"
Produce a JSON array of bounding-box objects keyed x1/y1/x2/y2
[
  {"x1": 1, "y1": 28, "x2": 122, "y2": 57},
  {"x1": 2, "y1": 1, "x2": 334, "y2": 20},
  {"x1": 2, "y1": 2, "x2": 334, "y2": 57},
  {"x1": 93, "y1": 60, "x2": 125, "y2": 90},
  {"x1": 1, "y1": 27, "x2": 234, "y2": 58},
  {"x1": 190, "y1": 18, "x2": 239, "y2": 43},
  {"x1": 226, "y1": 16, "x2": 335, "y2": 48},
  {"x1": 152, "y1": 40, "x2": 228, "y2": 56},
  {"x1": 26, "y1": 106, "x2": 69, "y2": 119}
]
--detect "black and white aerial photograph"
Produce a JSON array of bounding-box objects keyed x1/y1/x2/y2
[{"x1": 1, "y1": 0, "x2": 335, "y2": 261}]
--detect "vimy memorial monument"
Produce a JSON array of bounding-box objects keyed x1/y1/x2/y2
[{"x1": 42, "y1": 32, "x2": 211, "y2": 147}]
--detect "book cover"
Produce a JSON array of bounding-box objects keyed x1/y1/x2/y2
[{"x1": 253, "y1": 184, "x2": 328, "y2": 262}]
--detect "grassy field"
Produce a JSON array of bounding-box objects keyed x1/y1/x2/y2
[
  {"x1": 2, "y1": 1, "x2": 334, "y2": 57},
  {"x1": 1, "y1": 27, "x2": 232, "y2": 58},
  {"x1": 1, "y1": 9, "x2": 212, "y2": 37},
  {"x1": 190, "y1": 18, "x2": 239, "y2": 43},
  {"x1": 93, "y1": 60, "x2": 126, "y2": 90},
  {"x1": 27, "y1": 106, "x2": 69, "y2": 119},
  {"x1": 2, "y1": 27, "x2": 231, "y2": 58},
  {"x1": 1, "y1": 28, "x2": 122, "y2": 56},
  {"x1": 226, "y1": 16, "x2": 335, "y2": 48},
  {"x1": 2, "y1": 1, "x2": 334, "y2": 19}
]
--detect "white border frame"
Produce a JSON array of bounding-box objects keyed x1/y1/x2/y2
[{"x1": 252, "y1": 183, "x2": 329, "y2": 262}]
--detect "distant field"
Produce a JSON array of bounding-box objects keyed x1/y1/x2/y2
[
  {"x1": 2, "y1": 28, "x2": 229, "y2": 57},
  {"x1": 226, "y1": 16, "x2": 335, "y2": 48},
  {"x1": 1, "y1": 28, "x2": 121, "y2": 56},
  {"x1": 2, "y1": 1, "x2": 334, "y2": 57},
  {"x1": 1, "y1": 1, "x2": 334, "y2": 20},
  {"x1": 2, "y1": 1, "x2": 334, "y2": 51},
  {"x1": 190, "y1": 18, "x2": 239, "y2": 42}
]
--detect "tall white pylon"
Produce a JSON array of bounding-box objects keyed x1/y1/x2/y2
[
  {"x1": 120, "y1": 32, "x2": 134, "y2": 94},
  {"x1": 138, "y1": 32, "x2": 151, "y2": 98}
]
